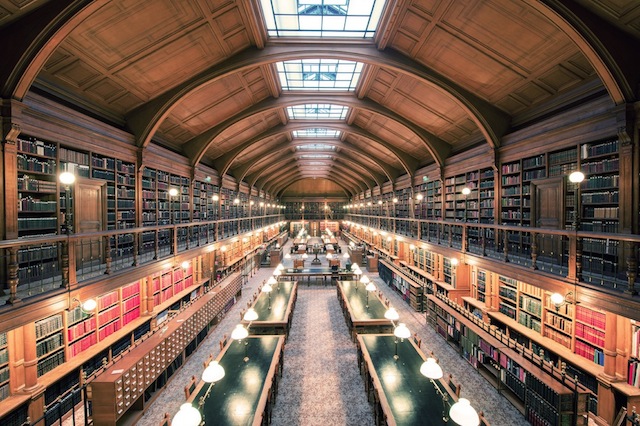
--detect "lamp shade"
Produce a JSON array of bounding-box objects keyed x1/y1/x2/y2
[
  {"x1": 266, "y1": 276, "x2": 277, "y2": 285},
  {"x1": 360, "y1": 275, "x2": 370, "y2": 285},
  {"x1": 449, "y1": 398, "x2": 480, "y2": 426},
  {"x1": 59, "y1": 171, "x2": 76, "y2": 186},
  {"x1": 276, "y1": 263, "x2": 284, "y2": 271},
  {"x1": 81, "y1": 299, "x2": 97, "y2": 312},
  {"x1": 172, "y1": 403, "x2": 202, "y2": 426},
  {"x1": 273, "y1": 269, "x2": 282, "y2": 277},
  {"x1": 243, "y1": 308, "x2": 259, "y2": 322},
  {"x1": 285, "y1": 253, "x2": 292, "y2": 259},
  {"x1": 365, "y1": 282, "x2": 377, "y2": 292},
  {"x1": 550, "y1": 292, "x2": 565, "y2": 306},
  {"x1": 384, "y1": 307, "x2": 399, "y2": 321},
  {"x1": 302, "y1": 253, "x2": 308, "y2": 259},
  {"x1": 351, "y1": 263, "x2": 359, "y2": 270},
  {"x1": 343, "y1": 253, "x2": 350, "y2": 259},
  {"x1": 326, "y1": 253, "x2": 333, "y2": 259},
  {"x1": 231, "y1": 324, "x2": 249, "y2": 340},
  {"x1": 394, "y1": 323, "x2": 411, "y2": 339},
  {"x1": 420, "y1": 358, "x2": 443, "y2": 380},
  {"x1": 202, "y1": 360, "x2": 225, "y2": 383},
  {"x1": 262, "y1": 283, "x2": 273, "y2": 293}
]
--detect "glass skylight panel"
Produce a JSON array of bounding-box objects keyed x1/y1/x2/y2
[
  {"x1": 276, "y1": 59, "x2": 363, "y2": 91},
  {"x1": 287, "y1": 104, "x2": 348, "y2": 120},
  {"x1": 296, "y1": 144, "x2": 336, "y2": 151},
  {"x1": 293, "y1": 129, "x2": 341, "y2": 138},
  {"x1": 260, "y1": 0, "x2": 386, "y2": 38},
  {"x1": 299, "y1": 154, "x2": 333, "y2": 159}
]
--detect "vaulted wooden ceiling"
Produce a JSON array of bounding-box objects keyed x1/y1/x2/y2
[{"x1": 2, "y1": 0, "x2": 639, "y2": 198}]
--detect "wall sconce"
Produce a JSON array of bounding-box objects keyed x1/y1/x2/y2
[
  {"x1": 72, "y1": 297, "x2": 97, "y2": 314},
  {"x1": 181, "y1": 261, "x2": 190, "y2": 270},
  {"x1": 550, "y1": 291, "x2": 575, "y2": 312}
]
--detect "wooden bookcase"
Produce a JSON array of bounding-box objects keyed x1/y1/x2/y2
[
  {"x1": 35, "y1": 314, "x2": 65, "y2": 377},
  {"x1": 0, "y1": 333, "x2": 9, "y2": 402},
  {"x1": 428, "y1": 295, "x2": 590, "y2": 425}
]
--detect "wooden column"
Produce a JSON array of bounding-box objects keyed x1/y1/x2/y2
[
  {"x1": 615, "y1": 315, "x2": 631, "y2": 382},
  {"x1": 22, "y1": 323, "x2": 40, "y2": 392}
]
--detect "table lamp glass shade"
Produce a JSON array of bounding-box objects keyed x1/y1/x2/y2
[
  {"x1": 326, "y1": 253, "x2": 333, "y2": 259},
  {"x1": 360, "y1": 275, "x2": 370, "y2": 285},
  {"x1": 202, "y1": 361, "x2": 225, "y2": 383},
  {"x1": 243, "y1": 308, "x2": 259, "y2": 322},
  {"x1": 394, "y1": 323, "x2": 411, "y2": 339},
  {"x1": 420, "y1": 358, "x2": 443, "y2": 380},
  {"x1": 59, "y1": 171, "x2": 76, "y2": 186},
  {"x1": 262, "y1": 283, "x2": 273, "y2": 293},
  {"x1": 384, "y1": 307, "x2": 399, "y2": 321},
  {"x1": 449, "y1": 398, "x2": 480, "y2": 426},
  {"x1": 365, "y1": 282, "x2": 377, "y2": 292},
  {"x1": 302, "y1": 253, "x2": 308, "y2": 259},
  {"x1": 285, "y1": 253, "x2": 292, "y2": 259},
  {"x1": 173, "y1": 403, "x2": 202, "y2": 426},
  {"x1": 351, "y1": 263, "x2": 359, "y2": 270},
  {"x1": 266, "y1": 276, "x2": 277, "y2": 286},
  {"x1": 343, "y1": 253, "x2": 350, "y2": 259},
  {"x1": 276, "y1": 263, "x2": 284, "y2": 271},
  {"x1": 231, "y1": 324, "x2": 249, "y2": 340}
]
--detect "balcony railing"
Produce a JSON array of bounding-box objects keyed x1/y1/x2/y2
[
  {"x1": 344, "y1": 213, "x2": 639, "y2": 295},
  {"x1": 0, "y1": 214, "x2": 284, "y2": 305}
]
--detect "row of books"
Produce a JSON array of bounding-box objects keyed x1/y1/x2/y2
[
  {"x1": 122, "y1": 307, "x2": 141, "y2": 327},
  {"x1": 18, "y1": 245, "x2": 58, "y2": 263},
  {"x1": 37, "y1": 350, "x2": 65, "y2": 377},
  {"x1": 581, "y1": 158, "x2": 618, "y2": 174},
  {"x1": 575, "y1": 322, "x2": 605, "y2": 347},
  {"x1": 98, "y1": 290, "x2": 119, "y2": 310},
  {"x1": 519, "y1": 295, "x2": 542, "y2": 316},
  {"x1": 98, "y1": 318, "x2": 122, "y2": 341},
  {"x1": 18, "y1": 217, "x2": 58, "y2": 230},
  {"x1": 0, "y1": 348, "x2": 8, "y2": 365},
  {"x1": 17, "y1": 138, "x2": 57, "y2": 157},
  {"x1": 67, "y1": 317, "x2": 96, "y2": 342},
  {"x1": 575, "y1": 340, "x2": 604, "y2": 365},
  {"x1": 545, "y1": 312, "x2": 573, "y2": 334},
  {"x1": 98, "y1": 305, "x2": 120, "y2": 325},
  {"x1": 122, "y1": 281, "x2": 140, "y2": 299},
  {"x1": 543, "y1": 327, "x2": 572, "y2": 349},
  {"x1": 68, "y1": 333, "x2": 97, "y2": 358},
  {"x1": 35, "y1": 314, "x2": 63, "y2": 339},
  {"x1": 18, "y1": 177, "x2": 57, "y2": 192},
  {"x1": 18, "y1": 154, "x2": 57, "y2": 174},
  {"x1": 123, "y1": 295, "x2": 141, "y2": 313},
  {"x1": 581, "y1": 139, "x2": 618, "y2": 158},
  {"x1": 60, "y1": 147, "x2": 90, "y2": 165},
  {"x1": 575, "y1": 306, "x2": 605, "y2": 329}
]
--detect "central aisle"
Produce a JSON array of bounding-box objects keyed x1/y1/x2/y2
[{"x1": 270, "y1": 287, "x2": 374, "y2": 426}]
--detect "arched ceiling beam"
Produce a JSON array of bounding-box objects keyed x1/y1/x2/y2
[
  {"x1": 0, "y1": 0, "x2": 106, "y2": 99},
  {"x1": 216, "y1": 121, "x2": 417, "y2": 179},
  {"x1": 249, "y1": 153, "x2": 372, "y2": 193},
  {"x1": 268, "y1": 169, "x2": 358, "y2": 198},
  {"x1": 254, "y1": 159, "x2": 366, "y2": 195},
  {"x1": 274, "y1": 175, "x2": 353, "y2": 199},
  {"x1": 126, "y1": 44, "x2": 509, "y2": 154},
  {"x1": 232, "y1": 137, "x2": 392, "y2": 186},
  {"x1": 183, "y1": 94, "x2": 447, "y2": 169},
  {"x1": 531, "y1": 0, "x2": 640, "y2": 104}
]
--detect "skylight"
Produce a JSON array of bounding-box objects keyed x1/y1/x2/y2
[
  {"x1": 287, "y1": 104, "x2": 348, "y2": 120},
  {"x1": 299, "y1": 154, "x2": 333, "y2": 159},
  {"x1": 296, "y1": 144, "x2": 336, "y2": 151},
  {"x1": 277, "y1": 59, "x2": 363, "y2": 91},
  {"x1": 260, "y1": 0, "x2": 386, "y2": 38},
  {"x1": 293, "y1": 129, "x2": 341, "y2": 138}
]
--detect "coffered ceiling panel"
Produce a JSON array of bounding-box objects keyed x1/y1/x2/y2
[
  {"x1": 281, "y1": 179, "x2": 346, "y2": 197},
  {"x1": 0, "y1": 0, "x2": 45, "y2": 27},
  {"x1": 343, "y1": 134, "x2": 402, "y2": 171}
]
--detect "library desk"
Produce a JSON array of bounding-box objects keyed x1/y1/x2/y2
[
  {"x1": 357, "y1": 334, "x2": 456, "y2": 426},
  {"x1": 337, "y1": 281, "x2": 393, "y2": 340},
  {"x1": 242, "y1": 281, "x2": 298, "y2": 337},
  {"x1": 189, "y1": 335, "x2": 285, "y2": 426},
  {"x1": 279, "y1": 267, "x2": 353, "y2": 285}
]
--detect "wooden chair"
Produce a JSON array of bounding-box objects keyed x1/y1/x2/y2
[
  {"x1": 447, "y1": 373, "x2": 461, "y2": 397},
  {"x1": 183, "y1": 375, "x2": 197, "y2": 399},
  {"x1": 412, "y1": 333, "x2": 422, "y2": 348},
  {"x1": 203, "y1": 353, "x2": 214, "y2": 369},
  {"x1": 159, "y1": 412, "x2": 171, "y2": 426},
  {"x1": 219, "y1": 333, "x2": 228, "y2": 351}
]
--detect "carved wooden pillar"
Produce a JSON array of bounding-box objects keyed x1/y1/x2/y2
[
  {"x1": 602, "y1": 311, "x2": 617, "y2": 381},
  {"x1": 616, "y1": 315, "x2": 631, "y2": 383},
  {"x1": 22, "y1": 323, "x2": 40, "y2": 392}
]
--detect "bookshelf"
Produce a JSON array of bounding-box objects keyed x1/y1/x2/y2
[
  {"x1": 121, "y1": 281, "x2": 142, "y2": 327},
  {"x1": 444, "y1": 174, "x2": 466, "y2": 221},
  {"x1": 579, "y1": 139, "x2": 619, "y2": 233},
  {"x1": 66, "y1": 305, "x2": 97, "y2": 359},
  {"x1": 150, "y1": 264, "x2": 195, "y2": 309},
  {"x1": 574, "y1": 305, "x2": 605, "y2": 366},
  {"x1": 425, "y1": 179, "x2": 442, "y2": 219},
  {"x1": 16, "y1": 136, "x2": 58, "y2": 238},
  {"x1": 428, "y1": 295, "x2": 590, "y2": 425},
  {"x1": 97, "y1": 290, "x2": 122, "y2": 342},
  {"x1": 0, "y1": 332, "x2": 8, "y2": 402},
  {"x1": 478, "y1": 168, "x2": 495, "y2": 224},
  {"x1": 35, "y1": 314, "x2": 65, "y2": 377},
  {"x1": 474, "y1": 269, "x2": 487, "y2": 303},
  {"x1": 498, "y1": 275, "x2": 518, "y2": 320}
]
